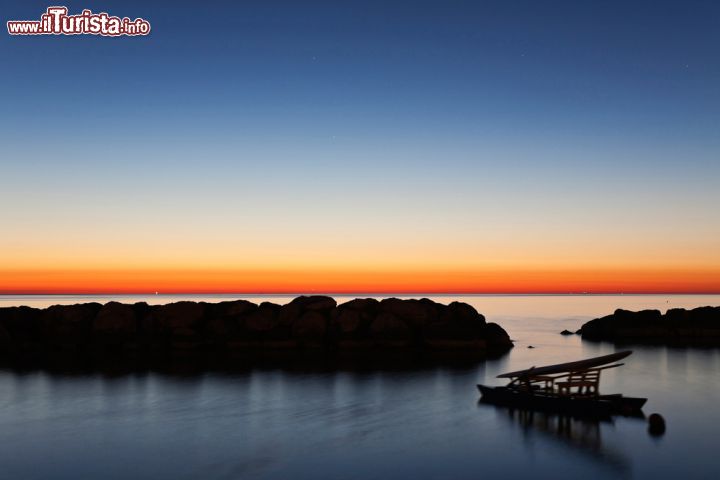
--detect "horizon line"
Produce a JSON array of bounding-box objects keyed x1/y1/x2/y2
[{"x1": 2, "y1": 291, "x2": 720, "y2": 296}]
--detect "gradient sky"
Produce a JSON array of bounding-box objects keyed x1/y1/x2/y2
[{"x1": 1, "y1": 1, "x2": 719, "y2": 293}]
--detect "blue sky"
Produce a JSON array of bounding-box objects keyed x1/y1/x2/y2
[{"x1": 4, "y1": 1, "x2": 719, "y2": 165}]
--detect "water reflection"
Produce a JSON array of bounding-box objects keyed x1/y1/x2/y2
[{"x1": 488, "y1": 404, "x2": 635, "y2": 478}]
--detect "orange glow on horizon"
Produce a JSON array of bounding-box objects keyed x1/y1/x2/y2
[{"x1": 1, "y1": 266, "x2": 719, "y2": 295}]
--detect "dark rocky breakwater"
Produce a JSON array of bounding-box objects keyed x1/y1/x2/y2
[
  {"x1": 0, "y1": 296, "x2": 513, "y2": 369},
  {"x1": 579, "y1": 306, "x2": 720, "y2": 345}
]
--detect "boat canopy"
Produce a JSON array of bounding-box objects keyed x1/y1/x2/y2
[{"x1": 497, "y1": 351, "x2": 633, "y2": 379}]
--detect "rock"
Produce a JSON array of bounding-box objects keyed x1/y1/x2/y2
[
  {"x1": 94, "y1": 302, "x2": 137, "y2": 334},
  {"x1": 0, "y1": 322, "x2": 13, "y2": 353},
  {"x1": 422, "y1": 302, "x2": 488, "y2": 345},
  {"x1": 154, "y1": 302, "x2": 204, "y2": 331},
  {"x1": 579, "y1": 306, "x2": 720, "y2": 344},
  {"x1": 331, "y1": 298, "x2": 378, "y2": 334},
  {"x1": 206, "y1": 300, "x2": 257, "y2": 336},
  {"x1": 370, "y1": 313, "x2": 412, "y2": 346},
  {"x1": 41, "y1": 303, "x2": 102, "y2": 347},
  {"x1": 277, "y1": 303, "x2": 301, "y2": 327},
  {"x1": 648, "y1": 413, "x2": 666, "y2": 436},
  {"x1": 338, "y1": 298, "x2": 379, "y2": 312},
  {"x1": 245, "y1": 302, "x2": 281, "y2": 332},
  {"x1": 211, "y1": 299, "x2": 257, "y2": 318},
  {"x1": 0, "y1": 296, "x2": 514, "y2": 365},
  {"x1": 378, "y1": 298, "x2": 436, "y2": 327},
  {"x1": 328, "y1": 300, "x2": 378, "y2": 348},
  {"x1": 292, "y1": 311, "x2": 327, "y2": 345},
  {"x1": 484, "y1": 323, "x2": 513, "y2": 350},
  {"x1": 448, "y1": 301, "x2": 485, "y2": 325},
  {"x1": 292, "y1": 295, "x2": 337, "y2": 311},
  {"x1": 560, "y1": 329, "x2": 574, "y2": 336},
  {"x1": 334, "y1": 308, "x2": 363, "y2": 335},
  {"x1": 0, "y1": 306, "x2": 42, "y2": 344},
  {"x1": 278, "y1": 295, "x2": 335, "y2": 327}
]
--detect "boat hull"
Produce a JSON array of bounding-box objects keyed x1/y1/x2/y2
[{"x1": 477, "y1": 384, "x2": 646, "y2": 417}]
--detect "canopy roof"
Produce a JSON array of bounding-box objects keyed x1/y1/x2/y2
[{"x1": 497, "y1": 350, "x2": 633, "y2": 379}]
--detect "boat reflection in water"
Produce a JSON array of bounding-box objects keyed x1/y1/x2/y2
[{"x1": 489, "y1": 404, "x2": 635, "y2": 477}]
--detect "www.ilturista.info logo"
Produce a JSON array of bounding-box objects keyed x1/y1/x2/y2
[{"x1": 7, "y1": 6, "x2": 151, "y2": 36}]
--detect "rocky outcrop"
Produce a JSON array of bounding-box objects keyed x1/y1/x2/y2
[
  {"x1": 0, "y1": 296, "x2": 512, "y2": 366},
  {"x1": 579, "y1": 306, "x2": 720, "y2": 344}
]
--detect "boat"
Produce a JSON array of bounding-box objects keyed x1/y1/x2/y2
[{"x1": 477, "y1": 350, "x2": 647, "y2": 417}]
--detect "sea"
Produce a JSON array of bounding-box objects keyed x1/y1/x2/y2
[{"x1": 0, "y1": 294, "x2": 719, "y2": 480}]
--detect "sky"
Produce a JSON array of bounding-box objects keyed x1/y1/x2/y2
[{"x1": 1, "y1": 0, "x2": 719, "y2": 294}]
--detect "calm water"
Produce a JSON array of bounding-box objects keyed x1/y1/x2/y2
[{"x1": 1, "y1": 295, "x2": 719, "y2": 479}]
